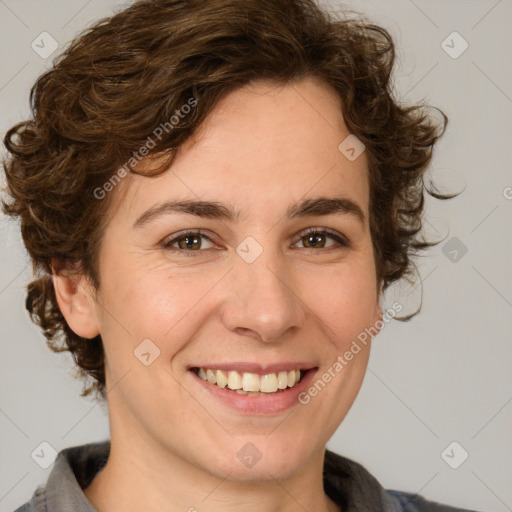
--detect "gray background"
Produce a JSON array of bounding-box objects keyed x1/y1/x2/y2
[{"x1": 0, "y1": 1, "x2": 511, "y2": 511}]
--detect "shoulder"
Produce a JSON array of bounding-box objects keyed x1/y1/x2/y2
[
  {"x1": 12, "y1": 504, "x2": 31, "y2": 512},
  {"x1": 11, "y1": 485, "x2": 46, "y2": 512},
  {"x1": 10, "y1": 440, "x2": 109, "y2": 512},
  {"x1": 323, "y1": 448, "x2": 485, "y2": 512},
  {"x1": 12, "y1": 502, "x2": 35, "y2": 512},
  {"x1": 386, "y1": 489, "x2": 485, "y2": 512}
]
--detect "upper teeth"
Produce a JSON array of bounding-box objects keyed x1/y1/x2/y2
[{"x1": 196, "y1": 368, "x2": 302, "y2": 393}]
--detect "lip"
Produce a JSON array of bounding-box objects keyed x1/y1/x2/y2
[
  {"x1": 186, "y1": 362, "x2": 316, "y2": 375},
  {"x1": 187, "y1": 367, "x2": 319, "y2": 415}
]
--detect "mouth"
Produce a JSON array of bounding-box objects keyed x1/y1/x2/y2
[
  {"x1": 189, "y1": 366, "x2": 312, "y2": 396},
  {"x1": 187, "y1": 364, "x2": 319, "y2": 414}
]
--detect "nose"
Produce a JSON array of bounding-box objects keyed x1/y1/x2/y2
[{"x1": 220, "y1": 245, "x2": 306, "y2": 343}]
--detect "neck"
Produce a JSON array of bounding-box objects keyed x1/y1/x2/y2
[{"x1": 83, "y1": 434, "x2": 340, "y2": 512}]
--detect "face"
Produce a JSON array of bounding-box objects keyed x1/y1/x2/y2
[{"x1": 79, "y1": 78, "x2": 382, "y2": 482}]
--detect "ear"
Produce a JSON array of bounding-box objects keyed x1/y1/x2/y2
[{"x1": 51, "y1": 259, "x2": 100, "y2": 339}]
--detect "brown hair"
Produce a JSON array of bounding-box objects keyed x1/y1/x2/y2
[{"x1": 2, "y1": 0, "x2": 452, "y2": 401}]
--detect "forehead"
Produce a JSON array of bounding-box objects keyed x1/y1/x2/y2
[{"x1": 110, "y1": 78, "x2": 370, "y2": 225}]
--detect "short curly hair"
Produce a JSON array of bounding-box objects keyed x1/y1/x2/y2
[{"x1": 2, "y1": 0, "x2": 451, "y2": 401}]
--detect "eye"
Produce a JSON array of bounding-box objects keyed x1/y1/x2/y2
[
  {"x1": 294, "y1": 228, "x2": 350, "y2": 250},
  {"x1": 161, "y1": 227, "x2": 350, "y2": 257},
  {"x1": 162, "y1": 230, "x2": 216, "y2": 255}
]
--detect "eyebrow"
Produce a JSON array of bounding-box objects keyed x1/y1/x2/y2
[{"x1": 133, "y1": 196, "x2": 365, "y2": 229}]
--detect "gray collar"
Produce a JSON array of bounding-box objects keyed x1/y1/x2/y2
[{"x1": 28, "y1": 440, "x2": 402, "y2": 512}]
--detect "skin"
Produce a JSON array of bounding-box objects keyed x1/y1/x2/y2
[{"x1": 54, "y1": 78, "x2": 383, "y2": 512}]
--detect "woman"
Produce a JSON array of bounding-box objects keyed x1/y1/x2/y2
[{"x1": 2, "y1": 0, "x2": 481, "y2": 511}]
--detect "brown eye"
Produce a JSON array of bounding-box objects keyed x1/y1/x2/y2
[
  {"x1": 302, "y1": 232, "x2": 328, "y2": 249},
  {"x1": 176, "y1": 234, "x2": 202, "y2": 250},
  {"x1": 295, "y1": 229, "x2": 350, "y2": 250},
  {"x1": 163, "y1": 230, "x2": 215, "y2": 255}
]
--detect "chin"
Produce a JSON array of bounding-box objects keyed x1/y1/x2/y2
[{"x1": 205, "y1": 437, "x2": 314, "y2": 483}]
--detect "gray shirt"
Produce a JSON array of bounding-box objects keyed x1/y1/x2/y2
[{"x1": 12, "y1": 441, "x2": 482, "y2": 512}]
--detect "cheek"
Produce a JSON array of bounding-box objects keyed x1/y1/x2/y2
[
  {"x1": 97, "y1": 239, "x2": 379, "y2": 369},
  {"x1": 98, "y1": 264, "x2": 221, "y2": 358},
  {"x1": 309, "y1": 260, "x2": 378, "y2": 349}
]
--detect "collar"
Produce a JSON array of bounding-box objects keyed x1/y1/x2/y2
[{"x1": 29, "y1": 440, "x2": 402, "y2": 512}]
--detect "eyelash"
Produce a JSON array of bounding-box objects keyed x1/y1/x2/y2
[{"x1": 161, "y1": 228, "x2": 351, "y2": 257}]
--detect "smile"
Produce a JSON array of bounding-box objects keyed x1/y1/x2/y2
[{"x1": 192, "y1": 367, "x2": 305, "y2": 395}]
